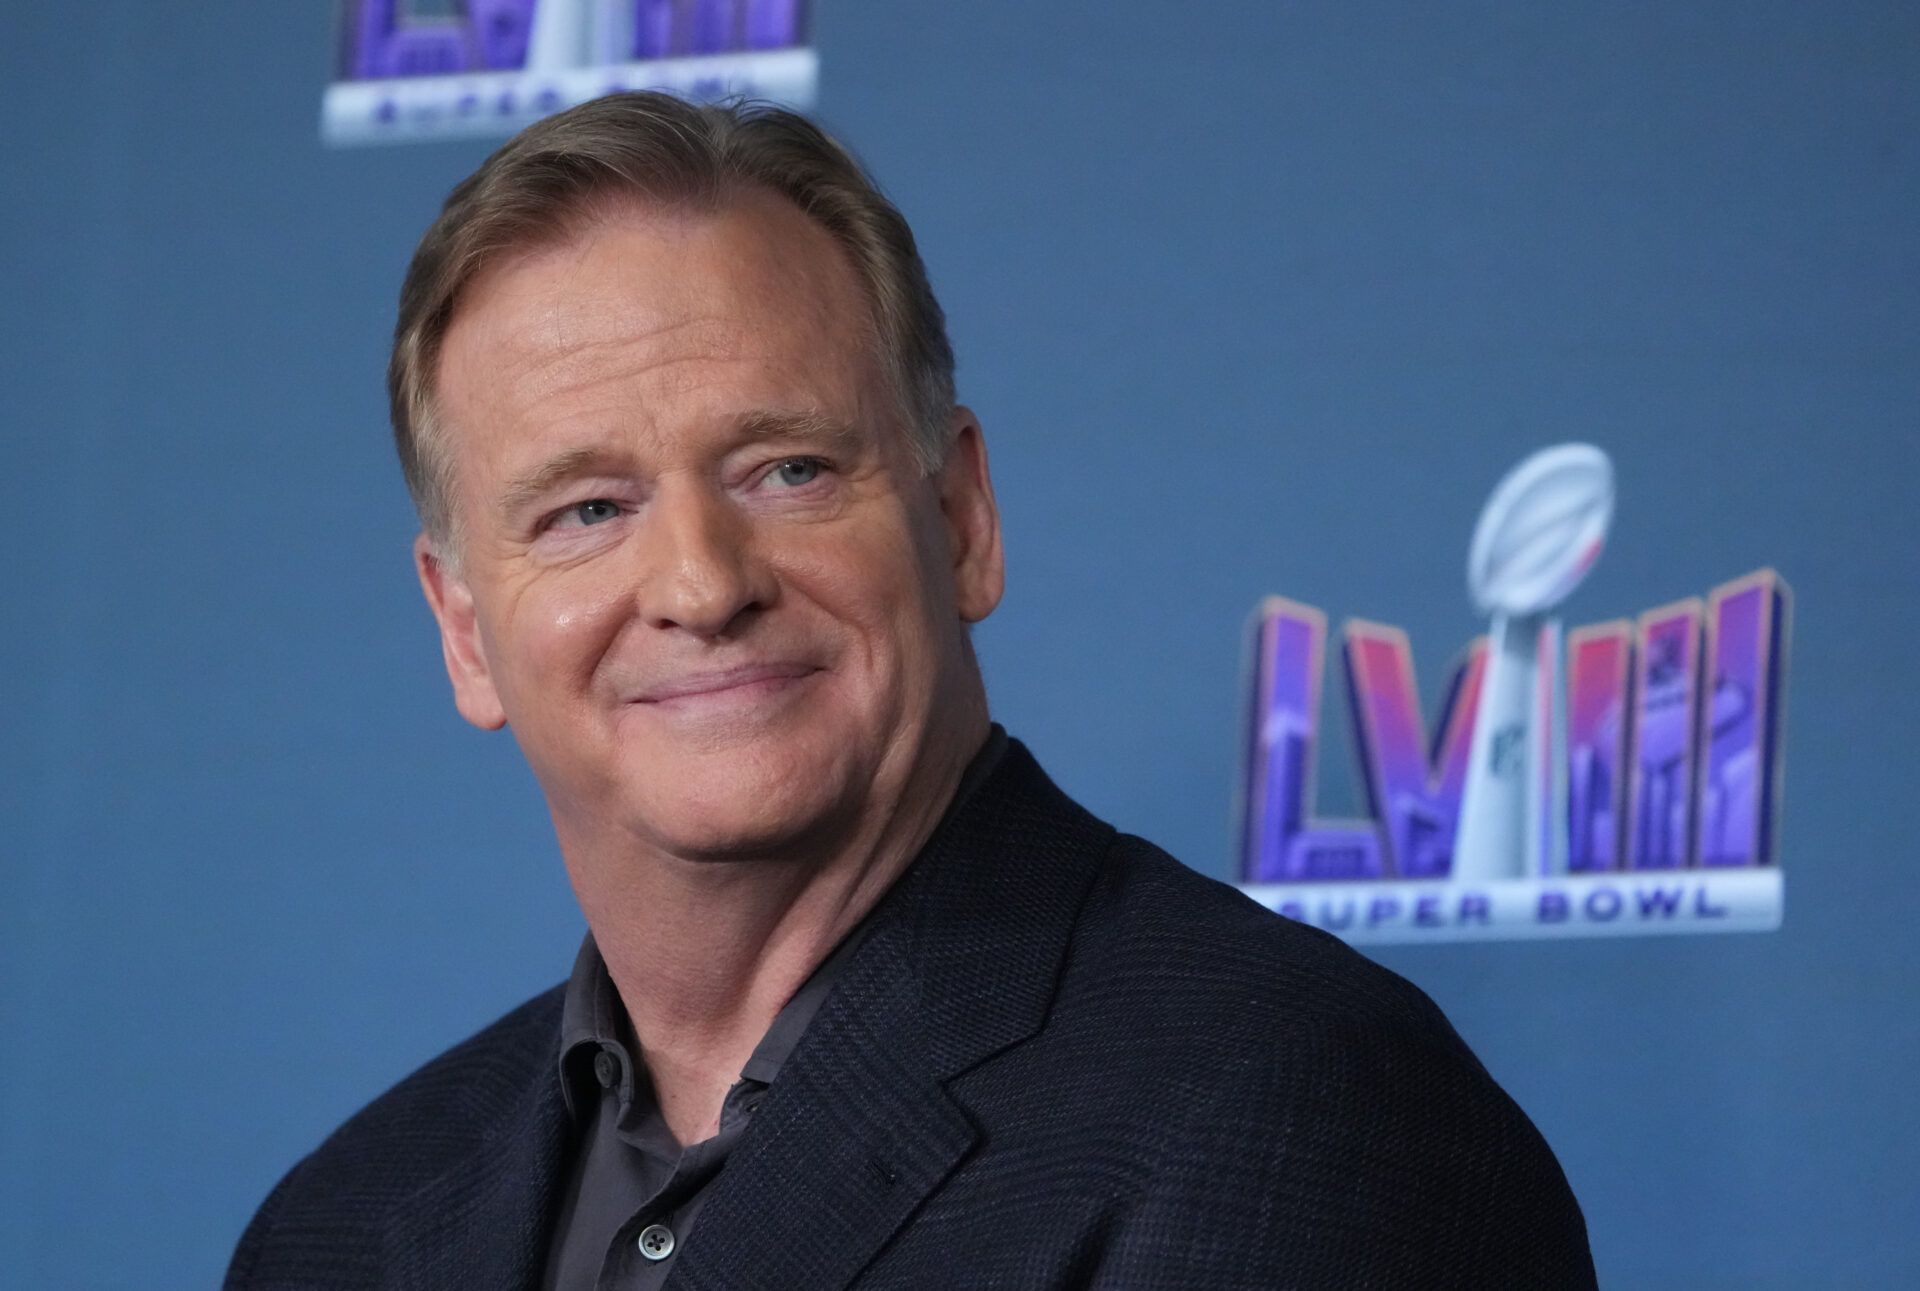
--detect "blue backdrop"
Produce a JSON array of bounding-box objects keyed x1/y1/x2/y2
[{"x1": 5, "y1": 3, "x2": 1916, "y2": 1286}]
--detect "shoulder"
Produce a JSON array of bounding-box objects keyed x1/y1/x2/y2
[
  {"x1": 1052, "y1": 834, "x2": 1594, "y2": 1282},
  {"x1": 1069, "y1": 831, "x2": 1474, "y2": 1066},
  {"x1": 302, "y1": 982, "x2": 564, "y2": 1172},
  {"x1": 225, "y1": 985, "x2": 564, "y2": 1287},
  {"x1": 1066, "y1": 831, "x2": 1538, "y2": 1140}
]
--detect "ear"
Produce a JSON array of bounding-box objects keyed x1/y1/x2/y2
[
  {"x1": 936, "y1": 407, "x2": 1005, "y2": 624},
  {"x1": 414, "y1": 533, "x2": 508, "y2": 731}
]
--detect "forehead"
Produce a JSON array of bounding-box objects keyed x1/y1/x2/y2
[{"x1": 433, "y1": 188, "x2": 885, "y2": 461}]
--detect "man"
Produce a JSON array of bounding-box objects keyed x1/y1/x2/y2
[{"x1": 228, "y1": 93, "x2": 1595, "y2": 1289}]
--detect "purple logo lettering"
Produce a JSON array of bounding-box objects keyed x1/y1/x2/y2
[
  {"x1": 1241, "y1": 571, "x2": 1789, "y2": 884},
  {"x1": 1696, "y1": 573, "x2": 1789, "y2": 867},
  {"x1": 632, "y1": 0, "x2": 810, "y2": 59},
  {"x1": 1629, "y1": 601, "x2": 1703, "y2": 869},
  {"x1": 1566, "y1": 621, "x2": 1631, "y2": 871},
  {"x1": 1344, "y1": 622, "x2": 1483, "y2": 878},
  {"x1": 1241, "y1": 600, "x2": 1384, "y2": 880},
  {"x1": 340, "y1": 2, "x2": 813, "y2": 81},
  {"x1": 342, "y1": 1, "x2": 538, "y2": 80}
]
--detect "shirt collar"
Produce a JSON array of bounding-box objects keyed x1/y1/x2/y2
[
  {"x1": 556, "y1": 935, "x2": 635, "y2": 1121},
  {"x1": 554, "y1": 723, "x2": 1010, "y2": 1120}
]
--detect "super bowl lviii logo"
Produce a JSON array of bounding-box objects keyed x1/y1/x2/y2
[
  {"x1": 1236, "y1": 446, "x2": 1789, "y2": 945},
  {"x1": 324, "y1": 1, "x2": 815, "y2": 146}
]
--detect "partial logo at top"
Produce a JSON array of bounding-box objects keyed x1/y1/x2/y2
[
  {"x1": 324, "y1": 1, "x2": 815, "y2": 146},
  {"x1": 1236, "y1": 445, "x2": 1789, "y2": 944}
]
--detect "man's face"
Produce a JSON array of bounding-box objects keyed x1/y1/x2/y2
[{"x1": 418, "y1": 188, "x2": 1002, "y2": 862}]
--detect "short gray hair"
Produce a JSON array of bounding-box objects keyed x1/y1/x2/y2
[{"x1": 389, "y1": 92, "x2": 957, "y2": 551}]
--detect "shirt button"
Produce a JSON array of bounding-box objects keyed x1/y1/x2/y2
[
  {"x1": 636, "y1": 1223, "x2": 675, "y2": 1261},
  {"x1": 593, "y1": 1050, "x2": 618, "y2": 1089}
]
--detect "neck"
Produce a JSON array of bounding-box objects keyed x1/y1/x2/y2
[{"x1": 558, "y1": 706, "x2": 990, "y2": 1144}]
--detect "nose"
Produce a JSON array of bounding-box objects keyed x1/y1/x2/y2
[{"x1": 633, "y1": 479, "x2": 774, "y2": 637}]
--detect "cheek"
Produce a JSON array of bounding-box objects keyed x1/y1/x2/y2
[
  {"x1": 788, "y1": 519, "x2": 958, "y2": 672},
  {"x1": 480, "y1": 572, "x2": 633, "y2": 712}
]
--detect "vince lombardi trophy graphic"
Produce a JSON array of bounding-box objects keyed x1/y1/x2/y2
[{"x1": 1453, "y1": 445, "x2": 1614, "y2": 880}]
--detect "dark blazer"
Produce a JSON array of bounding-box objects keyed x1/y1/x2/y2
[{"x1": 227, "y1": 740, "x2": 1595, "y2": 1289}]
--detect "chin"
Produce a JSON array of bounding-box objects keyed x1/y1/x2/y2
[{"x1": 628, "y1": 763, "x2": 852, "y2": 863}]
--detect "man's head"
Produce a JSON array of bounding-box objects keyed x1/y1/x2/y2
[
  {"x1": 397, "y1": 94, "x2": 1003, "y2": 865},
  {"x1": 392, "y1": 93, "x2": 957, "y2": 557}
]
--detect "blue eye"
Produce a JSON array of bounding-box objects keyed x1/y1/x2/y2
[
  {"x1": 771, "y1": 458, "x2": 822, "y2": 487},
  {"x1": 570, "y1": 499, "x2": 621, "y2": 526}
]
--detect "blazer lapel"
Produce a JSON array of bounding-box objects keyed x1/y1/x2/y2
[
  {"x1": 666, "y1": 741, "x2": 1115, "y2": 1291},
  {"x1": 380, "y1": 1022, "x2": 572, "y2": 1291},
  {"x1": 663, "y1": 918, "x2": 978, "y2": 1291}
]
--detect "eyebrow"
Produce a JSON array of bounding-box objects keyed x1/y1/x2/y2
[
  {"x1": 494, "y1": 412, "x2": 867, "y2": 522},
  {"x1": 733, "y1": 409, "x2": 866, "y2": 454},
  {"x1": 497, "y1": 445, "x2": 634, "y2": 523}
]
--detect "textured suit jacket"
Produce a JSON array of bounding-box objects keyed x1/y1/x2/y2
[{"x1": 227, "y1": 740, "x2": 1596, "y2": 1289}]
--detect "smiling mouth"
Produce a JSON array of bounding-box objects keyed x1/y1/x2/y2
[{"x1": 633, "y1": 663, "x2": 821, "y2": 706}]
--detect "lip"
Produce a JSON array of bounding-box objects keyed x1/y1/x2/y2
[{"x1": 632, "y1": 662, "x2": 821, "y2": 704}]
